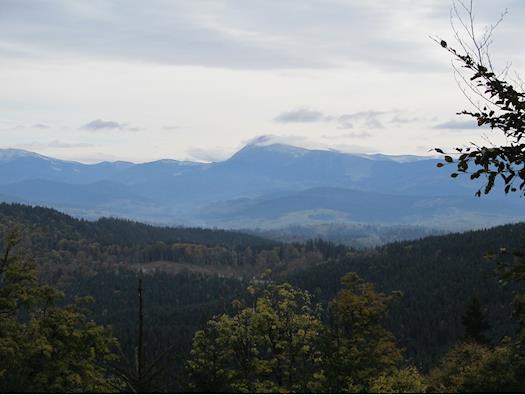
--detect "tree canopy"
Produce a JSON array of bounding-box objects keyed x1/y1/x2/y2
[
  {"x1": 186, "y1": 273, "x2": 424, "y2": 393},
  {"x1": 0, "y1": 226, "x2": 121, "y2": 393}
]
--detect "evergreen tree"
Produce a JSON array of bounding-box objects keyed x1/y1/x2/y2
[{"x1": 462, "y1": 296, "x2": 491, "y2": 345}]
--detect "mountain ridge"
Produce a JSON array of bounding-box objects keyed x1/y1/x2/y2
[{"x1": 0, "y1": 143, "x2": 521, "y2": 230}]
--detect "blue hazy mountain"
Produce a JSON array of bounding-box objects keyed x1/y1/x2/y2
[
  {"x1": 0, "y1": 149, "x2": 203, "y2": 185},
  {"x1": 0, "y1": 143, "x2": 521, "y2": 229},
  {"x1": 198, "y1": 186, "x2": 522, "y2": 230}
]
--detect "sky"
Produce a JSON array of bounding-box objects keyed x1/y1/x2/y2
[{"x1": 0, "y1": 0, "x2": 524, "y2": 163}]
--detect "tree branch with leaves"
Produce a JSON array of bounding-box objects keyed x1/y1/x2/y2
[{"x1": 434, "y1": 0, "x2": 525, "y2": 196}]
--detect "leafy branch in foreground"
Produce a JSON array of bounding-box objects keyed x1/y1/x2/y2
[{"x1": 434, "y1": 0, "x2": 525, "y2": 196}]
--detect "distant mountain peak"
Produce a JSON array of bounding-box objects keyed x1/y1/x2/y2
[
  {"x1": 230, "y1": 142, "x2": 309, "y2": 162},
  {"x1": 245, "y1": 135, "x2": 308, "y2": 151},
  {"x1": 240, "y1": 137, "x2": 437, "y2": 163},
  {"x1": 0, "y1": 148, "x2": 50, "y2": 162}
]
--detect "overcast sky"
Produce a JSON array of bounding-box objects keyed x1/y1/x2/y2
[{"x1": 1, "y1": 0, "x2": 524, "y2": 163}]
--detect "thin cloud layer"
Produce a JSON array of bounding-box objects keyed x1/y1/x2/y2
[
  {"x1": 274, "y1": 108, "x2": 331, "y2": 123},
  {"x1": 275, "y1": 108, "x2": 406, "y2": 130},
  {"x1": 338, "y1": 111, "x2": 387, "y2": 129},
  {"x1": 81, "y1": 119, "x2": 126, "y2": 131},
  {"x1": 0, "y1": 0, "x2": 498, "y2": 71}
]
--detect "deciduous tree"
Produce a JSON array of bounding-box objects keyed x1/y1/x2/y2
[{"x1": 0, "y1": 226, "x2": 121, "y2": 393}]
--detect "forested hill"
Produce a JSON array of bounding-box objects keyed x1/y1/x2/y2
[
  {"x1": 288, "y1": 222, "x2": 525, "y2": 368},
  {"x1": 0, "y1": 202, "x2": 275, "y2": 248},
  {"x1": 3, "y1": 202, "x2": 525, "y2": 390}
]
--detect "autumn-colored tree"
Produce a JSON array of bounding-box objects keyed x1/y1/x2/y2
[
  {"x1": 369, "y1": 367, "x2": 427, "y2": 394},
  {"x1": 186, "y1": 273, "x2": 413, "y2": 393},
  {"x1": 0, "y1": 226, "x2": 122, "y2": 393},
  {"x1": 321, "y1": 272, "x2": 403, "y2": 392},
  {"x1": 186, "y1": 282, "x2": 324, "y2": 393},
  {"x1": 427, "y1": 341, "x2": 519, "y2": 393}
]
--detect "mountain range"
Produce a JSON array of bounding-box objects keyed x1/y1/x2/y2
[{"x1": 0, "y1": 142, "x2": 522, "y2": 231}]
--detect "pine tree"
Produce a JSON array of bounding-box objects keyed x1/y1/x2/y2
[{"x1": 462, "y1": 296, "x2": 491, "y2": 345}]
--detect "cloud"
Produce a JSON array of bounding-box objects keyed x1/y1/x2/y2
[
  {"x1": 274, "y1": 108, "x2": 421, "y2": 130},
  {"x1": 389, "y1": 115, "x2": 422, "y2": 124},
  {"x1": 81, "y1": 119, "x2": 126, "y2": 131},
  {"x1": 163, "y1": 125, "x2": 180, "y2": 131},
  {"x1": 274, "y1": 108, "x2": 331, "y2": 123},
  {"x1": 338, "y1": 111, "x2": 386, "y2": 129},
  {"x1": 0, "y1": 0, "x2": 473, "y2": 71},
  {"x1": 433, "y1": 119, "x2": 488, "y2": 129},
  {"x1": 33, "y1": 123, "x2": 50, "y2": 129}
]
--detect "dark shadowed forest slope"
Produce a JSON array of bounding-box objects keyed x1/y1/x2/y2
[
  {"x1": 0, "y1": 202, "x2": 274, "y2": 248},
  {"x1": 1, "y1": 203, "x2": 524, "y2": 390},
  {"x1": 287, "y1": 223, "x2": 525, "y2": 368}
]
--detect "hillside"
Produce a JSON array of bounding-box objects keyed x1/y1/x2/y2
[
  {"x1": 288, "y1": 222, "x2": 525, "y2": 368},
  {"x1": 0, "y1": 203, "x2": 274, "y2": 248},
  {"x1": 1, "y1": 203, "x2": 523, "y2": 377}
]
